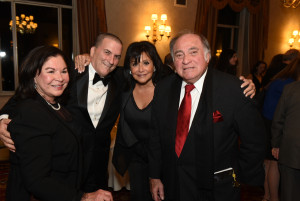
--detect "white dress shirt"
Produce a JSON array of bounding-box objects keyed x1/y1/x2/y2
[
  {"x1": 178, "y1": 70, "x2": 207, "y2": 129},
  {"x1": 87, "y1": 64, "x2": 108, "y2": 128}
]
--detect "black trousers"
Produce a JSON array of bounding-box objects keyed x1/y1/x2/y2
[{"x1": 279, "y1": 164, "x2": 300, "y2": 201}]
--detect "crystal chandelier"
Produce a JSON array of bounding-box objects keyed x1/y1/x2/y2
[
  {"x1": 281, "y1": 0, "x2": 300, "y2": 8},
  {"x1": 9, "y1": 14, "x2": 38, "y2": 34}
]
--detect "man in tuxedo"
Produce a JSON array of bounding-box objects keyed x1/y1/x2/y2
[
  {"x1": 0, "y1": 33, "x2": 124, "y2": 193},
  {"x1": 149, "y1": 31, "x2": 265, "y2": 201},
  {"x1": 66, "y1": 32, "x2": 124, "y2": 192}
]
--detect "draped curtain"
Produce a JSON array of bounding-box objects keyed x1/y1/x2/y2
[
  {"x1": 194, "y1": 0, "x2": 269, "y2": 71},
  {"x1": 77, "y1": 0, "x2": 107, "y2": 54}
]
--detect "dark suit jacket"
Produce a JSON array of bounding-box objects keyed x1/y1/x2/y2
[
  {"x1": 112, "y1": 86, "x2": 136, "y2": 176},
  {"x1": 67, "y1": 66, "x2": 124, "y2": 191},
  {"x1": 272, "y1": 81, "x2": 300, "y2": 169},
  {"x1": 6, "y1": 95, "x2": 83, "y2": 201},
  {"x1": 149, "y1": 67, "x2": 265, "y2": 201}
]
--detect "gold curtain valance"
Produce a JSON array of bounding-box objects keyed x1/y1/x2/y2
[{"x1": 210, "y1": 0, "x2": 262, "y2": 14}]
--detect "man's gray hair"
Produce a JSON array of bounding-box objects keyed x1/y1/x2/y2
[
  {"x1": 94, "y1": 32, "x2": 123, "y2": 47},
  {"x1": 169, "y1": 30, "x2": 211, "y2": 62}
]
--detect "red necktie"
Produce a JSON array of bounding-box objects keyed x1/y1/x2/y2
[{"x1": 175, "y1": 84, "x2": 195, "y2": 157}]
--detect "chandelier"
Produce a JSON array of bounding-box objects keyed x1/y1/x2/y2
[
  {"x1": 9, "y1": 14, "x2": 38, "y2": 34},
  {"x1": 281, "y1": 0, "x2": 300, "y2": 8}
]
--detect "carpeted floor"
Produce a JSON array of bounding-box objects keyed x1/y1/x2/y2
[{"x1": 0, "y1": 161, "x2": 264, "y2": 201}]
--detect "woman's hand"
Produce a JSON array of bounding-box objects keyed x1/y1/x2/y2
[{"x1": 272, "y1": 148, "x2": 279, "y2": 160}]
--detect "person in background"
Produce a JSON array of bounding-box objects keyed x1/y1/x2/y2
[
  {"x1": 271, "y1": 58, "x2": 300, "y2": 201},
  {"x1": 260, "y1": 54, "x2": 284, "y2": 201},
  {"x1": 164, "y1": 53, "x2": 175, "y2": 71},
  {"x1": 112, "y1": 41, "x2": 167, "y2": 201},
  {"x1": 149, "y1": 31, "x2": 265, "y2": 201},
  {"x1": 215, "y1": 49, "x2": 238, "y2": 76},
  {"x1": 3, "y1": 46, "x2": 112, "y2": 201},
  {"x1": 262, "y1": 51, "x2": 300, "y2": 201},
  {"x1": 262, "y1": 49, "x2": 299, "y2": 88},
  {"x1": 248, "y1": 61, "x2": 267, "y2": 93}
]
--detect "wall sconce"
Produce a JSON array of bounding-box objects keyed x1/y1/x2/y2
[
  {"x1": 288, "y1": 30, "x2": 300, "y2": 48},
  {"x1": 215, "y1": 49, "x2": 222, "y2": 57},
  {"x1": 144, "y1": 14, "x2": 171, "y2": 44}
]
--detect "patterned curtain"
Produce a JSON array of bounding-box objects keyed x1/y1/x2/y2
[{"x1": 77, "y1": 0, "x2": 107, "y2": 54}]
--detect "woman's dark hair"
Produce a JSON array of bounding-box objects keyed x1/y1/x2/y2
[
  {"x1": 252, "y1": 61, "x2": 267, "y2": 75},
  {"x1": 273, "y1": 54, "x2": 300, "y2": 81},
  {"x1": 215, "y1": 49, "x2": 237, "y2": 75},
  {"x1": 123, "y1": 41, "x2": 164, "y2": 89},
  {"x1": 15, "y1": 46, "x2": 72, "y2": 103}
]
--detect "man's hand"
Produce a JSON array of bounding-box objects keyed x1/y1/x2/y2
[
  {"x1": 75, "y1": 53, "x2": 91, "y2": 73},
  {"x1": 239, "y1": 76, "x2": 256, "y2": 99},
  {"x1": 150, "y1": 179, "x2": 164, "y2": 201},
  {"x1": 272, "y1": 148, "x2": 279, "y2": 160},
  {"x1": 81, "y1": 189, "x2": 113, "y2": 201},
  {"x1": 0, "y1": 119, "x2": 15, "y2": 152}
]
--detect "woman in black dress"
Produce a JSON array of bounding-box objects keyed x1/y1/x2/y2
[
  {"x1": 5, "y1": 46, "x2": 112, "y2": 201},
  {"x1": 112, "y1": 41, "x2": 168, "y2": 201}
]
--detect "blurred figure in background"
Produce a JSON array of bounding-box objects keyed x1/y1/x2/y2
[
  {"x1": 271, "y1": 58, "x2": 300, "y2": 201},
  {"x1": 262, "y1": 49, "x2": 299, "y2": 88},
  {"x1": 164, "y1": 53, "x2": 175, "y2": 71},
  {"x1": 215, "y1": 49, "x2": 238, "y2": 76},
  {"x1": 248, "y1": 61, "x2": 267, "y2": 93},
  {"x1": 262, "y1": 51, "x2": 300, "y2": 201}
]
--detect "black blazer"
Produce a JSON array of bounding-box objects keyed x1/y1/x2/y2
[
  {"x1": 149, "y1": 67, "x2": 265, "y2": 200},
  {"x1": 112, "y1": 85, "x2": 141, "y2": 176},
  {"x1": 6, "y1": 95, "x2": 83, "y2": 201},
  {"x1": 67, "y1": 66, "x2": 124, "y2": 191},
  {"x1": 272, "y1": 81, "x2": 300, "y2": 169}
]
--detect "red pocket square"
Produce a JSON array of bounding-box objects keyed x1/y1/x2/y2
[{"x1": 213, "y1": 110, "x2": 223, "y2": 123}]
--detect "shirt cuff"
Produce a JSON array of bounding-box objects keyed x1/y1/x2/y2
[{"x1": 0, "y1": 114, "x2": 9, "y2": 121}]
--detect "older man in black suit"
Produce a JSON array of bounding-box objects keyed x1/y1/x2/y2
[{"x1": 149, "y1": 31, "x2": 265, "y2": 201}]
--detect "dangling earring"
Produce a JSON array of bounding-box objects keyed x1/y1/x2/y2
[
  {"x1": 34, "y1": 82, "x2": 37, "y2": 89},
  {"x1": 129, "y1": 71, "x2": 132, "y2": 74},
  {"x1": 154, "y1": 67, "x2": 156, "y2": 72}
]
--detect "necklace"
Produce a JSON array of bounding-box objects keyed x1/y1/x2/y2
[
  {"x1": 45, "y1": 101, "x2": 61, "y2": 111},
  {"x1": 35, "y1": 88, "x2": 61, "y2": 110}
]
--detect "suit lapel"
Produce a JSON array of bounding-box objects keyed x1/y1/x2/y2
[
  {"x1": 169, "y1": 75, "x2": 183, "y2": 145},
  {"x1": 76, "y1": 70, "x2": 89, "y2": 110}
]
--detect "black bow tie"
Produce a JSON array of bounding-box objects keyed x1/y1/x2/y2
[{"x1": 93, "y1": 73, "x2": 110, "y2": 86}]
